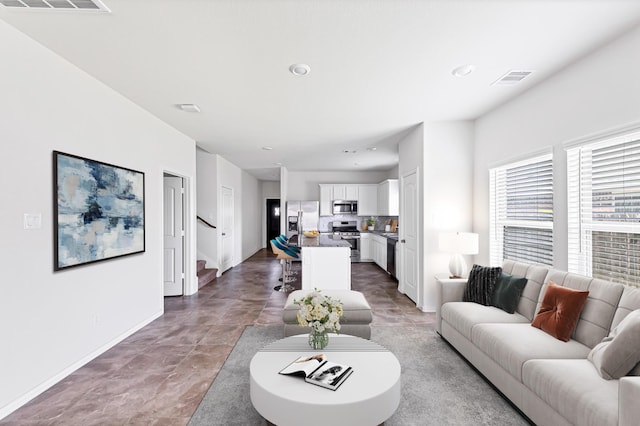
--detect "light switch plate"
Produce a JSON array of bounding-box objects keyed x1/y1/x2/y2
[{"x1": 24, "y1": 213, "x2": 42, "y2": 230}]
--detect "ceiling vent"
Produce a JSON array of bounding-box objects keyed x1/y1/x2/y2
[
  {"x1": 492, "y1": 70, "x2": 533, "y2": 86},
  {"x1": 0, "y1": 0, "x2": 110, "y2": 12}
]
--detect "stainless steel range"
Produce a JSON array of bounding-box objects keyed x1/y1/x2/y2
[{"x1": 331, "y1": 220, "x2": 360, "y2": 260}]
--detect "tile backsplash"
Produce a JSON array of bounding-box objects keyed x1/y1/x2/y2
[{"x1": 317, "y1": 215, "x2": 398, "y2": 232}]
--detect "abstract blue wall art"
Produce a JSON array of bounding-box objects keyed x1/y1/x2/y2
[{"x1": 54, "y1": 151, "x2": 145, "y2": 271}]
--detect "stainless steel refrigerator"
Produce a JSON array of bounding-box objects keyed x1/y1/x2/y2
[{"x1": 286, "y1": 201, "x2": 319, "y2": 238}]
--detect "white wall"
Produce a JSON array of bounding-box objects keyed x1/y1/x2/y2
[
  {"x1": 398, "y1": 124, "x2": 425, "y2": 308},
  {"x1": 241, "y1": 171, "x2": 262, "y2": 261},
  {"x1": 214, "y1": 155, "x2": 263, "y2": 266},
  {"x1": 398, "y1": 122, "x2": 474, "y2": 312},
  {"x1": 280, "y1": 167, "x2": 289, "y2": 234},
  {"x1": 196, "y1": 150, "x2": 218, "y2": 268},
  {"x1": 473, "y1": 24, "x2": 640, "y2": 268},
  {"x1": 423, "y1": 122, "x2": 474, "y2": 310},
  {"x1": 286, "y1": 170, "x2": 391, "y2": 201},
  {"x1": 0, "y1": 21, "x2": 197, "y2": 418}
]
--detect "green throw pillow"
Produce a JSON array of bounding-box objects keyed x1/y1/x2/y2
[{"x1": 492, "y1": 272, "x2": 527, "y2": 314}]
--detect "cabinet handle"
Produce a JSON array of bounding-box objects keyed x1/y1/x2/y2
[
  {"x1": 222, "y1": 233, "x2": 226, "y2": 236},
  {"x1": 400, "y1": 239, "x2": 406, "y2": 243}
]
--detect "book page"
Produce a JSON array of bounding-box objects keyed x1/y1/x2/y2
[
  {"x1": 279, "y1": 354, "x2": 326, "y2": 377},
  {"x1": 305, "y1": 360, "x2": 350, "y2": 387}
]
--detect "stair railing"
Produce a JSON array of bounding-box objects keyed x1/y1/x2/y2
[{"x1": 197, "y1": 216, "x2": 216, "y2": 229}]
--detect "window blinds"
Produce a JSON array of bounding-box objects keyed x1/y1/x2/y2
[
  {"x1": 567, "y1": 132, "x2": 640, "y2": 287},
  {"x1": 490, "y1": 154, "x2": 554, "y2": 266}
]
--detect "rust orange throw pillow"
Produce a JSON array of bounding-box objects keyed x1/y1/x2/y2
[{"x1": 531, "y1": 282, "x2": 589, "y2": 342}]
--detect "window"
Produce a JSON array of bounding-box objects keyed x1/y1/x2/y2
[
  {"x1": 567, "y1": 129, "x2": 640, "y2": 287},
  {"x1": 489, "y1": 153, "x2": 553, "y2": 266}
]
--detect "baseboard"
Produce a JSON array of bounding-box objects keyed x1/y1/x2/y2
[{"x1": 0, "y1": 310, "x2": 163, "y2": 421}]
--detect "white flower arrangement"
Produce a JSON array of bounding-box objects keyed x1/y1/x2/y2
[{"x1": 295, "y1": 290, "x2": 344, "y2": 333}]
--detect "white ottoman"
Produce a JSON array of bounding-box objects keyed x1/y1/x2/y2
[{"x1": 283, "y1": 289, "x2": 373, "y2": 339}]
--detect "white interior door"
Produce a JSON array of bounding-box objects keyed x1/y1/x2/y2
[
  {"x1": 163, "y1": 176, "x2": 184, "y2": 296},
  {"x1": 220, "y1": 186, "x2": 234, "y2": 274},
  {"x1": 401, "y1": 170, "x2": 418, "y2": 303}
]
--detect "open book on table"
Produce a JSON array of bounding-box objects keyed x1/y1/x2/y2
[{"x1": 279, "y1": 354, "x2": 353, "y2": 391}]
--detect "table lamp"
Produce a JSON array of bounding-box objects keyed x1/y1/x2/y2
[{"x1": 439, "y1": 232, "x2": 479, "y2": 278}]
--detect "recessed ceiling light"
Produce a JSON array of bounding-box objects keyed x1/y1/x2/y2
[
  {"x1": 273, "y1": 162, "x2": 282, "y2": 166},
  {"x1": 367, "y1": 147, "x2": 377, "y2": 152},
  {"x1": 262, "y1": 146, "x2": 273, "y2": 151},
  {"x1": 289, "y1": 64, "x2": 311, "y2": 76},
  {"x1": 177, "y1": 103, "x2": 201, "y2": 113},
  {"x1": 451, "y1": 64, "x2": 476, "y2": 78}
]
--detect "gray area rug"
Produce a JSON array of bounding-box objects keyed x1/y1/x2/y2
[{"x1": 189, "y1": 326, "x2": 530, "y2": 426}]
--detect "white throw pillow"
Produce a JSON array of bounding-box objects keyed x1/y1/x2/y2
[{"x1": 588, "y1": 309, "x2": 640, "y2": 380}]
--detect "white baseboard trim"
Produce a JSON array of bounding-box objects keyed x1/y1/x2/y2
[{"x1": 0, "y1": 310, "x2": 163, "y2": 421}]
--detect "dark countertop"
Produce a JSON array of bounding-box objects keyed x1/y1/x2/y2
[
  {"x1": 361, "y1": 230, "x2": 399, "y2": 241},
  {"x1": 289, "y1": 234, "x2": 351, "y2": 248},
  {"x1": 301, "y1": 234, "x2": 351, "y2": 247}
]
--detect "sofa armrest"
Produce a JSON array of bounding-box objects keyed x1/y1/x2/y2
[
  {"x1": 620, "y1": 376, "x2": 640, "y2": 426},
  {"x1": 435, "y1": 274, "x2": 467, "y2": 334}
]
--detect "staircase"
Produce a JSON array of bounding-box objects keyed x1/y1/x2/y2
[{"x1": 197, "y1": 260, "x2": 217, "y2": 289}]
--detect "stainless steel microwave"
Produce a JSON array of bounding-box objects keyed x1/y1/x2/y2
[{"x1": 333, "y1": 200, "x2": 357, "y2": 215}]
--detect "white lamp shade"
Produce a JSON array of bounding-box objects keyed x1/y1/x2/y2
[
  {"x1": 438, "y1": 232, "x2": 479, "y2": 255},
  {"x1": 439, "y1": 232, "x2": 479, "y2": 278}
]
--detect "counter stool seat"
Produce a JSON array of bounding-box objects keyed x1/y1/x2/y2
[{"x1": 282, "y1": 289, "x2": 373, "y2": 339}]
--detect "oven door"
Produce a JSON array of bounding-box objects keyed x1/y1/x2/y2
[{"x1": 341, "y1": 235, "x2": 360, "y2": 259}]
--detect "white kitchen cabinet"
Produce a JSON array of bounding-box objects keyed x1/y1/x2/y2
[
  {"x1": 358, "y1": 184, "x2": 378, "y2": 216},
  {"x1": 333, "y1": 184, "x2": 358, "y2": 200},
  {"x1": 378, "y1": 179, "x2": 399, "y2": 216},
  {"x1": 371, "y1": 234, "x2": 387, "y2": 269},
  {"x1": 320, "y1": 184, "x2": 362, "y2": 216},
  {"x1": 333, "y1": 184, "x2": 358, "y2": 201},
  {"x1": 359, "y1": 233, "x2": 372, "y2": 261},
  {"x1": 301, "y1": 246, "x2": 351, "y2": 290},
  {"x1": 346, "y1": 185, "x2": 359, "y2": 200},
  {"x1": 332, "y1": 185, "x2": 346, "y2": 200},
  {"x1": 319, "y1": 184, "x2": 333, "y2": 216}
]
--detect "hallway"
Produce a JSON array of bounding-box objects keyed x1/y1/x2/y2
[{"x1": 3, "y1": 249, "x2": 433, "y2": 425}]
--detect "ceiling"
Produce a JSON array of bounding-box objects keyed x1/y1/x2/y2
[{"x1": 2, "y1": 1, "x2": 640, "y2": 181}]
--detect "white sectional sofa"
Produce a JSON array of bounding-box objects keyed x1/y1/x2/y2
[{"x1": 436, "y1": 260, "x2": 640, "y2": 426}]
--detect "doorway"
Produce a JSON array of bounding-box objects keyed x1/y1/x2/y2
[
  {"x1": 163, "y1": 174, "x2": 185, "y2": 296},
  {"x1": 400, "y1": 169, "x2": 419, "y2": 304},
  {"x1": 266, "y1": 198, "x2": 281, "y2": 245},
  {"x1": 219, "y1": 186, "x2": 234, "y2": 274}
]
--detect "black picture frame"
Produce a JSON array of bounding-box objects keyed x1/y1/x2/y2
[{"x1": 53, "y1": 151, "x2": 145, "y2": 271}]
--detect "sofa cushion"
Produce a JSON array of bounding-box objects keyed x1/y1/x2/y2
[
  {"x1": 522, "y1": 359, "x2": 618, "y2": 426},
  {"x1": 492, "y1": 272, "x2": 527, "y2": 314},
  {"x1": 441, "y1": 302, "x2": 529, "y2": 340},
  {"x1": 588, "y1": 309, "x2": 640, "y2": 379},
  {"x1": 610, "y1": 285, "x2": 640, "y2": 331},
  {"x1": 539, "y1": 271, "x2": 624, "y2": 348},
  {"x1": 610, "y1": 287, "x2": 640, "y2": 376},
  {"x1": 472, "y1": 323, "x2": 591, "y2": 381},
  {"x1": 463, "y1": 264, "x2": 502, "y2": 305},
  {"x1": 531, "y1": 282, "x2": 589, "y2": 342},
  {"x1": 501, "y1": 260, "x2": 549, "y2": 321}
]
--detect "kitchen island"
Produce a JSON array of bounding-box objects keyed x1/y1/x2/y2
[{"x1": 297, "y1": 234, "x2": 351, "y2": 290}]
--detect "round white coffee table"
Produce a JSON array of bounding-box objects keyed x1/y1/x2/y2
[{"x1": 250, "y1": 334, "x2": 401, "y2": 426}]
